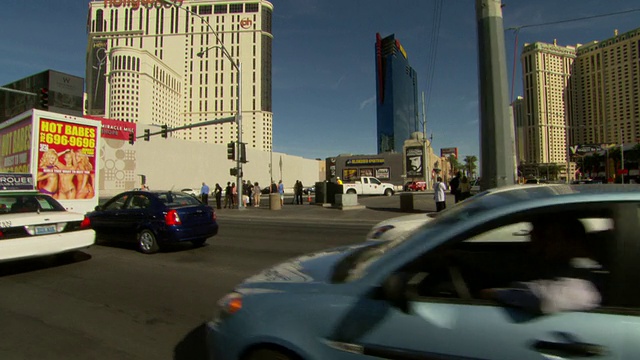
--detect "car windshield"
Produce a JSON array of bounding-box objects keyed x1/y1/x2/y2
[{"x1": 0, "y1": 193, "x2": 66, "y2": 214}]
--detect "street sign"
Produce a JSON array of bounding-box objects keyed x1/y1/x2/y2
[{"x1": 569, "y1": 144, "x2": 602, "y2": 155}]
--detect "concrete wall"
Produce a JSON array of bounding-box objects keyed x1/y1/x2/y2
[{"x1": 98, "y1": 130, "x2": 321, "y2": 198}]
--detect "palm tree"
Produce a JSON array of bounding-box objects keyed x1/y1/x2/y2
[
  {"x1": 448, "y1": 155, "x2": 461, "y2": 175},
  {"x1": 464, "y1": 155, "x2": 478, "y2": 178}
]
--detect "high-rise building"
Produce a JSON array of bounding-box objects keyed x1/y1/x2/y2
[
  {"x1": 86, "y1": 0, "x2": 273, "y2": 151},
  {"x1": 572, "y1": 28, "x2": 640, "y2": 147},
  {"x1": 512, "y1": 96, "x2": 526, "y2": 165},
  {"x1": 375, "y1": 33, "x2": 419, "y2": 154},
  {"x1": 520, "y1": 41, "x2": 576, "y2": 167}
]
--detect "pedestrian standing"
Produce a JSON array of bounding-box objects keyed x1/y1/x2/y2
[
  {"x1": 278, "y1": 180, "x2": 285, "y2": 206},
  {"x1": 295, "y1": 180, "x2": 304, "y2": 205},
  {"x1": 224, "y1": 182, "x2": 232, "y2": 208},
  {"x1": 450, "y1": 171, "x2": 461, "y2": 203},
  {"x1": 253, "y1": 182, "x2": 261, "y2": 207},
  {"x1": 200, "y1": 182, "x2": 210, "y2": 204},
  {"x1": 244, "y1": 179, "x2": 253, "y2": 206},
  {"x1": 214, "y1": 183, "x2": 223, "y2": 209},
  {"x1": 460, "y1": 175, "x2": 471, "y2": 201},
  {"x1": 231, "y1": 183, "x2": 237, "y2": 207},
  {"x1": 434, "y1": 176, "x2": 447, "y2": 212}
]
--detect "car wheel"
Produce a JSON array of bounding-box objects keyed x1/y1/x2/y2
[
  {"x1": 191, "y1": 238, "x2": 207, "y2": 247},
  {"x1": 384, "y1": 188, "x2": 394, "y2": 196},
  {"x1": 244, "y1": 348, "x2": 297, "y2": 360},
  {"x1": 346, "y1": 189, "x2": 357, "y2": 194},
  {"x1": 138, "y1": 229, "x2": 159, "y2": 254}
]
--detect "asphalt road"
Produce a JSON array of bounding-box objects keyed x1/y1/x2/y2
[{"x1": 0, "y1": 192, "x2": 455, "y2": 359}]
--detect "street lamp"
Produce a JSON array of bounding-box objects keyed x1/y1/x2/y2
[{"x1": 161, "y1": 0, "x2": 244, "y2": 209}]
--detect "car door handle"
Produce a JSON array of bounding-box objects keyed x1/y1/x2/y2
[{"x1": 533, "y1": 339, "x2": 607, "y2": 357}]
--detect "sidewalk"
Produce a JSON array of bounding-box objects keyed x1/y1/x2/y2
[{"x1": 212, "y1": 192, "x2": 456, "y2": 225}]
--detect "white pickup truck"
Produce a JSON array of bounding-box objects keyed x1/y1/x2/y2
[{"x1": 342, "y1": 176, "x2": 395, "y2": 196}]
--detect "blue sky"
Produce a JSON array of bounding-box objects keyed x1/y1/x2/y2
[{"x1": 1, "y1": 0, "x2": 638, "y2": 161}]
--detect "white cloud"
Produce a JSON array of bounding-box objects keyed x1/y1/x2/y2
[{"x1": 360, "y1": 95, "x2": 375, "y2": 110}]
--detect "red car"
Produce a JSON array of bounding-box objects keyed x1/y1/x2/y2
[{"x1": 405, "y1": 181, "x2": 427, "y2": 191}]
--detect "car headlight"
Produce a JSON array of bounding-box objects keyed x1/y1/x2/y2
[
  {"x1": 213, "y1": 292, "x2": 243, "y2": 323},
  {"x1": 367, "y1": 225, "x2": 395, "y2": 240}
]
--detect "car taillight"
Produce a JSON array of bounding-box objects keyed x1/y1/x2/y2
[
  {"x1": 80, "y1": 216, "x2": 91, "y2": 229},
  {"x1": 212, "y1": 211, "x2": 217, "y2": 221},
  {"x1": 165, "y1": 209, "x2": 182, "y2": 225},
  {"x1": 0, "y1": 229, "x2": 3, "y2": 238}
]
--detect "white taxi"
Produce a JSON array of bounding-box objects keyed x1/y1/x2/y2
[{"x1": 0, "y1": 174, "x2": 95, "y2": 263}]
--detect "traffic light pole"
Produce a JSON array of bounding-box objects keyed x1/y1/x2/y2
[{"x1": 235, "y1": 62, "x2": 244, "y2": 210}]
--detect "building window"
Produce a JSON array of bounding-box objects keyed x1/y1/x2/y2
[
  {"x1": 199, "y1": 5, "x2": 212, "y2": 15},
  {"x1": 230, "y1": 4, "x2": 243, "y2": 13},
  {"x1": 245, "y1": 3, "x2": 259, "y2": 12},
  {"x1": 214, "y1": 4, "x2": 227, "y2": 13}
]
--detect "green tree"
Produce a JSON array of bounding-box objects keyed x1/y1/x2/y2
[
  {"x1": 464, "y1": 155, "x2": 478, "y2": 177},
  {"x1": 448, "y1": 155, "x2": 461, "y2": 174}
]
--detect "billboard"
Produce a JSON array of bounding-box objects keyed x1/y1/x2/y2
[
  {"x1": 86, "y1": 39, "x2": 108, "y2": 115},
  {"x1": 0, "y1": 114, "x2": 32, "y2": 173},
  {"x1": 441, "y1": 147, "x2": 458, "y2": 159},
  {"x1": 405, "y1": 146, "x2": 424, "y2": 177},
  {"x1": 36, "y1": 117, "x2": 99, "y2": 200}
]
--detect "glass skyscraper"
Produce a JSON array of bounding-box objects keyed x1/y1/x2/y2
[{"x1": 375, "y1": 33, "x2": 419, "y2": 154}]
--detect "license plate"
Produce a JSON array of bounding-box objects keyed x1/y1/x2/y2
[{"x1": 35, "y1": 225, "x2": 57, "y2": 235}]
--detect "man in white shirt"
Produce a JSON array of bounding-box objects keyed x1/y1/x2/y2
[{"x1": 433, "y1": 176, "x2": 447, "y2": 212}]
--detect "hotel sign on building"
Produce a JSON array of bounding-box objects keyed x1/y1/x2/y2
[{"x1": 102, "y1": 0, "x2": 184, "y2": 9}]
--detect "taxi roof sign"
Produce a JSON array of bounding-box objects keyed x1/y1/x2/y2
[{"x1": 0, "y1": 173, "x2": 35, "y2": 191}]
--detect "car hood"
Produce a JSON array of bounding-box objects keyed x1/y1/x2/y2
[{"x1": 238, "y1": 243, "x2": 370, "y2": 290}]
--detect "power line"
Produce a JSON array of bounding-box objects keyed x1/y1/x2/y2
[
  {"x1": 507, "y1": 8, "x2": 640, "y2": 31},
  {"x1": 423, "y1": 0, "x2": 443, "y2": 123}
]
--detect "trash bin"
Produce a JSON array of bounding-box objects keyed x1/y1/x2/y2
[
  {"x1": 326, "y1": 182, "x2": 343, "y2": 204},
  {"x1": 400, "y1": 193, "x2": 414, "y2": 212},
  {"x1": 269, "y1": 193, "x2": 281, "y2": 210},
  {"x1": 315, "y1": 182, "x2": 328, "y2": 204}
]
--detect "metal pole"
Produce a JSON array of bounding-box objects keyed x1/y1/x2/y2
[
  {"x1": 236, "y1": 62, "x2": 244, "y2": 210},
  {"x1": 566, "y1": 124, "x2": 571, "y2": 183},
  {"x1": 475, "y1": 0, "x2": 516, "y2": 190},
  {"x1": 621, "y1": 129, "x2": 625, "y2": 184},
  {"x1": 162, "y1": 0, "x2": 244, "y2": 209}
]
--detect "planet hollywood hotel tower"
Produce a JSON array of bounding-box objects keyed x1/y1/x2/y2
[
  {"x1": 86, "y1": 0, "x2": 273, "y2": 151},
  {"x1": 375, "y1": 33, "x2": 419, "y2": 154}
]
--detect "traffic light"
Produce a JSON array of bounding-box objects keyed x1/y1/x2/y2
[
  {"x1": 227, "y1": 141, "x2": 236, "y2": 160},
  {"x1": 239, "y1": 142, "x2": 247, "y2": 163},
  {"x1": 39, "y1": 88, "x2": 49, "y2": 108},
  {"x1": 161, "y1": 125, "x2": 168, "y2": 138},
  {"x1": 144, "y1": 129, "x2": 150, "y2": 141},
  {"x1": 128, "y1": 132, "x2": 135, "y2": 145}
]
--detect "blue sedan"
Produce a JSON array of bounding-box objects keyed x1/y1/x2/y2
[
  {"x1": 87, "y1": 190, "x2": 218, "y2": 254},
  {"x1": 207, "y1": 184, "x2": 640, "y2": 359}
]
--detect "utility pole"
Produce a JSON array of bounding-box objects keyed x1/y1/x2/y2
[
  {"x1": 475, "y1": 0, "x2": 516, "y2": 190},
  {"x1": 421, "y1": 91, "x2": 430, "y2": 188}
]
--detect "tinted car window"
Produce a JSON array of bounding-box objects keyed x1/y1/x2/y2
[
  {"x1": 104, "y1": 194, "x2": 129, "y2": 210},
  {"x1": 157, "y1": 192, "x2": 202, "y2": 206}
]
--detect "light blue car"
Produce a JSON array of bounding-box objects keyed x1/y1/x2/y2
[{"x1": 207, "y1": 184, "x2": 640, "y2": 359}]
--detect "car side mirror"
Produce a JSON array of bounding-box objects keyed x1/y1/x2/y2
[
  {"x1": 94, "y1": 205, "x2": 102, "y2": 211},
  {"x1": 381, "y1": 272, "x2": 411, "y2": 313}
]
